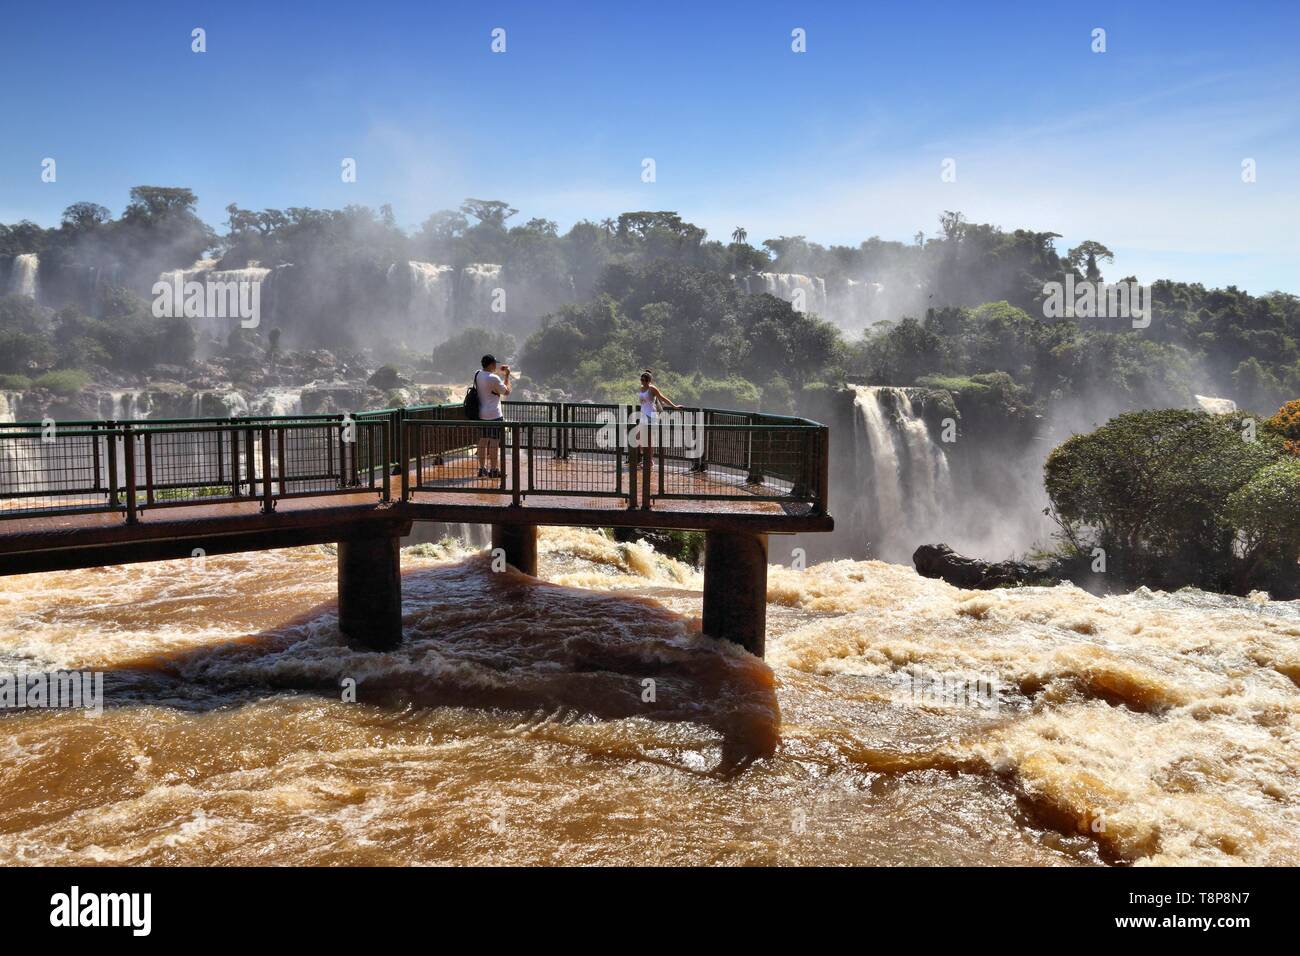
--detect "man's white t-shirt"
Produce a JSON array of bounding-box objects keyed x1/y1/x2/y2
[{"x1": 476, "y1": 371, "x2": 505, "y2": 420}]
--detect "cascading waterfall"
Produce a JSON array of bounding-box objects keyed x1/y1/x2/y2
[
  {"x1": 850, "y1": 385, "x2": 954, "y2": 562},
  {"x1": 8, "y1": 254, "x2": 39, "y2": 300},
  {"x1": 0, "y1": 392, "x2": 19, "y2": 424},
  {"x1": 422, "y1": 523, "x2": 492, "y2": 549},
  {"x1": 736, "y1": 272, "x2": 827, "y2": 314},
  {"x1": 0, "y1": 391, "x2": 40, "y2": 495},
  {"x1": 248, "y1": 387, "x2": 303, "y2": 418},
  {"x1": 461, "y1": 263, "x2": 503, "y2": 321},
  {"x1": 100, "y1": 390, "x2": 154, "y2": 421},
  {"x1": 389, "y1": 261, "x2": 456, "y2": 348},
  {"x1": 1195, "y1": 394, "x2": 1237, "y2": 415},
  {"x1": 220, "y1": 392, "x2": 250, "y2": 417},
  {"x1": 156, "y1": 260, "x2": 270, "y2": 348}
]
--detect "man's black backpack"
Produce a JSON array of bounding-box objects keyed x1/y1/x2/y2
[{"x1": 463, "y1": 371, "x2": 481, "y2": 420}]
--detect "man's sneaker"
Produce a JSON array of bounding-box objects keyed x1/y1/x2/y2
[
  {"x1": 477, "y1": 467, "x2": 488, "y2": 477},
  {"x1": 488, "y1": 468, "x2": 502, "y2": 478}
]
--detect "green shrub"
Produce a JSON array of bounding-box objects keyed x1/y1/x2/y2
[
  {"x1": 34, "y1": 369, "x2": 90, "y2": 396},
  {"x1": 1223, "y1": 458, "x2": 1300, "y2": 594},
  {"x1": 1044, "y1": 408, "x2": 1283, "y2": 589},
  {"x1": 0, "y1": 373, "x2": 32, "y2": 390}
]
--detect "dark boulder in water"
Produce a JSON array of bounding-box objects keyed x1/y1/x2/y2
[{"x1": 913, "y1": 543, "x2": 1059, "y2": 589}]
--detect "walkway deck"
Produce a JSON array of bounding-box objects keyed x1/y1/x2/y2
[{"x1": 0, "y1": 401, "x2": 832, "y2": 653}]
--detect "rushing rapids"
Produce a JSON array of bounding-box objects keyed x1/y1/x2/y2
[{"x1": 0, "y1": 527, "x2": 1294, "y2": 866}]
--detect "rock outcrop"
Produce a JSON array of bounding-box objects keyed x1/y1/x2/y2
[{"x1": 913, "y1": 543, "x2": 1059, "y2": 589}]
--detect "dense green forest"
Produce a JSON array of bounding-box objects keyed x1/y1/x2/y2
[
  {"x1": 1044, "y1": 402, "x2": 1300, "y2": 597},
  {"x1": 2, "y1": 188, "x2": 1298, "y2": 422}
]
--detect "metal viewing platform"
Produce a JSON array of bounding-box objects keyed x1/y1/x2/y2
[{"x1": 0, "y1": 400, "x2": 833, "y2": 656}]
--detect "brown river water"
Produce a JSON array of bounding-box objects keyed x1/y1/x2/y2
[{"x1": 0, "y1": 527, "x2": 1296, "y2": 866}]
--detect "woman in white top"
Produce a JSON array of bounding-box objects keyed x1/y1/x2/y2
[{"x1": 635, "y1": 369, "x2": 682, "y2": 470}]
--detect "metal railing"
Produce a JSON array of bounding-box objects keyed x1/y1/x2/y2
[
  {"x1": 0, "y1": 416, "x2": 390, "y2": 520},
  {"x1": 0, "y1": 400, "x2": 828, "y2": 520}
]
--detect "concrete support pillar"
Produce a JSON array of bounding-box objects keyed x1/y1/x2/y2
[
  {"x1": 338, "y1": 533, "x2": 403, "y2": 650},
  {"x1": 702, "y1": 530, "x2": 768, "y2": 657},
  {"x1": 491, "y1": 522, "x2": 538, "y2": 575}
]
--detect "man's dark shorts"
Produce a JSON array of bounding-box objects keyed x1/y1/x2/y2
[{"x1": 479, "y1": 417, "x2": 505, "y2": 439}]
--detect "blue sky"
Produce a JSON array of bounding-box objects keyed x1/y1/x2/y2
[{"x1": 2, "y1": 0, "x2": 1297, "y2": 292}]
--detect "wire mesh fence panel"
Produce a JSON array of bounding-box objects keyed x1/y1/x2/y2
[
  {"x1": 135, "y1": 426, "x2": 239, "y2": 508},
  {"x1": 655, "y1": 424, "x2": 820, "y2": 502},
  {"x1": 351, "y1": 421, "x2": 390, "y2": 494},
  {"x1": 407, "y1": 422, "x2": 508, "y2": 493},
  {"x1": 749, "y1": 414, "x2": 816, "y2": 491},
  {"x1": 647, "y1": 412, "x2": 711, "y2": 497},
  {"x1": 0, "y1": 426, "x2": 116, "y2": 516},
  {"x1": 523, "y1": 424, "x2": 627, "y2": 498},
  {"x1": 563, "y1": 402, "x2": 626, "y2": 458},
  {"x1": 702, "y1": 410, "x2": 752, "y2": 476},
  {"x1": 355, "y1": 409, "x2": 402, "y2": 469},
  {"x1": 276, "y1": 423, "x2": 346, "y2": 496},
  {"x1": 505, "y1": 401, "x2": 561, "y2": 453},
  {"x1": 268, "y1": 422, "x2": 389, "y2": 499}
]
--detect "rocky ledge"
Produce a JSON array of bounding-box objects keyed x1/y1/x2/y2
[{"x1": 913, "y1": 543, "x2": 1060, "y2": 589}]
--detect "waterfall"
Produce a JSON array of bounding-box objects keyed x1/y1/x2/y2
[
  {"x1": 407, "y1": 521, "x2": 492, "y2": 550},
  {"x1": 1195, "y1": 395, "x2": 1237, "y2": 415},
  {"x1": 156, "y1": 260, "x2": 270, "y2": 347},
  {"x1": 443, "y1": 523, "x2": 491, "y2": 548},
  {"x1": 0, "y1": 391, "x2": 40, "y2": 496},
  {"x1": 461, "y1": 263, "x2": 503, "y2": 320},
  {"x1": 100, "y1": 390, "x2": 154, "y2": 421},
  {"x1": 9, "y1": 254, "x2": 39, "y2": 299},
  {"x1": 0, "y1": 392, "x2": 19, "y2": 424},
  {"x1": 850, "y1": 385, "x2": 954, "y2": 562},
  {"x1": 220, "y1": 392, "x2": 250, "y2": 417},
  {"x1": 249, "y1": 387, "x2": 303, "y2": 418},
  {"x1": 389, "y1": 261, "x2": 456, "y2": 348},
  {"x1": 736, "y1": 272, "x2": 827, "y2": 314}
]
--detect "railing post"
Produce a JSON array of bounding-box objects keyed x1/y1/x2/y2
[
  {"x1": 91, "y1": 423, "x2": 102, "y2": 492},
  {"x1": 326, "y1": 421, "x2": 335, "y2": 480},
  {"x1": 380, "y1": 424, "x2": 391, "y2": 501},
  {"x1": 395, "y1": 407, "x2": 405, "y2": 476},
  {"x1": 526, "y1": 423, "x2": 534, "y2": 494},
  {"x1": 401, "y1": 421, "x2": 411, "y2": 500},
  {"x1": 745, "y1": 413, "x2": 763, "y2": 485},
  {"x1": 261, "y1": 425, "x2": 274, "y2": 512},
  {"x1": 143, "y1": 430, "x2": 155, "y2": 507},
  {"x1": 106, "y1": 426, "x2": 119, "y2": 512},
  {"x1": 123, "y1": 424, "x2": 138, "y2": 525},
  {"x1": 627, "y1": 444, "x2": 638, "y2": 509},
  {"x1": 349, "y1": 424, "x2": 359, "y2": 487},
  {"x1": 560, "y1": 402, "x2": 569, "y2": 460},
  {"x1": 413, "y1": 423, "x2": 423, "y2": 490},
  {"x1": 510, "y1": 424, "x2": 521, "y2": 506},
  {"x1": 815, "y1": 426, "x2": 830, "y2": 514},
  {"x1": 246, "y1": 424, "x2": 256, "y2": 494},
  {"x1": 276, "y1": 427, "x2": 287, "y2": 497},
  {"x1": 229, "y1": 427, "x2": 241, "y2": 499},
  {"x1": 614, "y1": 427, "x2": 623, "y2": 497},
  {"x1": 336, "y1": 420, "x2": 347, "y2": 488},
  {"x1": 641, "y1": 421, "x2": 652, "y2": 509},
  {"x1": 658, "y1": 419, "x2": 666, "y2": 497}
]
